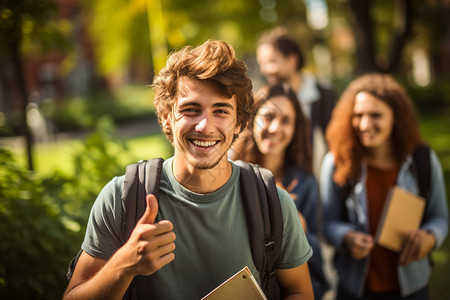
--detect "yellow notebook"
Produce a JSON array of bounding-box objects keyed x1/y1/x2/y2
[
  {"x1": 201, "y1": 267, "x2": 267, "y2": 300},
  {"x1": 375, "y1": 186, "x2": 426, "y2": 252}
]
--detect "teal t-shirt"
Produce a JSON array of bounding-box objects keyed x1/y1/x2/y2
[{"x1": 82, "y1": 158, "x2": 312, "y2": 299}]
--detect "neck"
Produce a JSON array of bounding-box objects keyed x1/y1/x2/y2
[
  {"x1": 288, "y1": 71, "x2": 303, "y2": 94},
  {"x1": 172, "y1": 157, "x2": 232, "y2": 194},
  {"x1": 364, "y1": 142, "x2": 397, "y2": 169},
  {"x1": 261, "y1": 153, "x2": 285, "y2": 181}
]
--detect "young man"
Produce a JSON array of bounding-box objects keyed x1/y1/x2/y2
[
  {"x1": 63, "y1": 40, "x2": 313, "y2": 300},
  {"x1": 256, "y1": 27, "x2": 336, "y2": 176}
]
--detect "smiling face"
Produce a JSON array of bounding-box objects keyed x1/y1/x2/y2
[
  {"x1": 164, "y1": 77, "x2": 240, "y2": 171},
  {"x1": 352, "y1": 92, "x2": 394, "y2": 151},
  {"x1": 256, "y1": 44, "x2": 297, "y2": 85},
  {"x1": 253, "y1": 96, "x2": 296, "y2": 157}
]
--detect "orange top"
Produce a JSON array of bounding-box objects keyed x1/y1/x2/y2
[{"x1": 365, "y1": 164, "x2": 400, "y2": 292}]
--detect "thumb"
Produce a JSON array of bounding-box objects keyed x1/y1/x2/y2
[{"x1": 137, "y1": 194, "x2": 159, "y2": 225}]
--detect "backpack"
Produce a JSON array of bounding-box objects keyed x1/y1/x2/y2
[{"x1": 67, "y1": 159, "x2": 283, "y2": 300}]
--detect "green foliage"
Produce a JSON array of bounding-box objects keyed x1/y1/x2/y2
[
  {"x1": 0, "y1": 116, "x2": 136, "y2": 299},
  {"x1": 0, "y1": 148, "x2": 78, "y2": 299},
  {"x1": 82, "y1": 0, "x2": 152, "y2": 76},
  {"x1": 404, "y1": 77, "x2": 450, "y2": 113},
  {"x1": 64, "y1": 116, "x2": 132, "y2": 233},
  {"x1": 52, "y1": 85, "x2": 155, "y2": 132},
  {"x1": 0, "y1": 0, "x2": 71, "y2": 57}
]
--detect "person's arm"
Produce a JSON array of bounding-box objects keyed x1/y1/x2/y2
[
  {"x1": 399, "y1": 229, "x2": 435, "y2": 265},
  {"x1": 63, "y1": 195, "x2": 176, "y2": 300},
  {"x1": 277, "y1": 264, "x2": 314, "y2": 300},
  {"x1": 400, "y1": 150, "x2": 449, "y2": 266},
  {"x1": 343, "y1": 231, "x2": 374, "y2": 259},
  {"x1": 320, "y1": 153, "x2": 358, "y2": 248}
]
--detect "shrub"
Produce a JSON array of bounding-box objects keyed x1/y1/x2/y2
[
  {"x1": 0, "y1": 149, "x2": 78, "y2": 299},
  {"x1": 0, "y1": 116, "x2": 132, "y2": 299}
]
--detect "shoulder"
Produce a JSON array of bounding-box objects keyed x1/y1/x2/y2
[
  {"x1": 96, "y1": 176, "x2": 124, "y2": 205},
  {"x1": 285, "y1": 166, "x2": 317, "y2": 190},
  {"x1": 90, "y1": 176, "x2": 125, "y2": 219},
  {"x1": 276, "y1": 187, "x2": 297, "y2": 213}
]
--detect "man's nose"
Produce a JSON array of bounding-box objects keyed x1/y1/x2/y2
[
  {"x1": 195, "y1": 113, "x2": 214, "y2": 133},
  {"x1": 261, "y1": 63, "x2": 277, "y2": 76}
]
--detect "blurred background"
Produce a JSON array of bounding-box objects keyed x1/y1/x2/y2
[{"x1": 0, "y1": 0, "x2": 449, "y2": 299}]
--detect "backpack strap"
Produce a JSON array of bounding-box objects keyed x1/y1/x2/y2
[
  {"x1": 121, "y1": 158, "x2": 164, "y2": 242},
  {"x1": 66, "y1": 158, "x2": 164, "y2": 281},
  {"x1": 411, "y1": 144, "x2": 431, "y2": 200},
  {"x1": 235, "y1": 160, "x2": 283, "y2": 300}
]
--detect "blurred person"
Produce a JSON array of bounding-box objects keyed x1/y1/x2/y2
[
  {"x1": 232, "y1": 83, "x2": 330, "y2": 300},
  {"x1": 320, "y1": 73, "x2": 449, "y2": 300},
  {"x1": 256, "y1": 27, "x2": 336, "y2": 176},
  {"x1": 63, "y1": 40, "x2": 314, "y2": 300}
]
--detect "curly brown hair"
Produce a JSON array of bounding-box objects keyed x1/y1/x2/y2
[
  {"x1": 152, "y1": 40, "x2": 254, "y2": 142},
  {"x1": 232, "y1": 83, "x2": 312, "y2": 173},
  {"x1": 326, "y1": 73, "x2": 423, "y2": 185}
]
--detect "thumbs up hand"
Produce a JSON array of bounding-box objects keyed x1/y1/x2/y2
[
  {"x1": 115, "y1": 194, "x2": 176, "y2": 278},
  {"x1": 137, "y1": 193, "x2": 160, "y2": 225}
]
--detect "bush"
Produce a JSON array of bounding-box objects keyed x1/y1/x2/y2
[
  {"x1": 53, "y1": 85, "x2": 155, "y2": 132},
  {"x1": 0, "y1": 116, "x2": 132, "y2": 299},
  {"x1": 0, "y1": 149, "x2": 78, "y2": 299}
]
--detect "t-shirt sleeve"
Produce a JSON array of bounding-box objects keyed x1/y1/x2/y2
[
  {"x1": 81, "y1": 176, "x2": 125, "y2": 260},
  {"x1": 275, "y1": 187, "x2": 313, "y2": 269}
]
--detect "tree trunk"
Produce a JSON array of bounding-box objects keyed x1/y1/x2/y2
[
  {"x1": 11, "y1": 38, "x2": 34, "y2": 171},
  {"x1": 349, "y1": 0, "x2": 377, "y2": 75},
  {"x1": 384, "y1": 0, "x2": 412, "y2": 73}
]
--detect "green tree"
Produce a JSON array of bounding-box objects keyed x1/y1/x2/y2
[
  {"x1": 329, "y1": 0, "x2": 450, "y2": 76},
  {"x1": 0, "y1": 0, "x2": 70, "y2": 170}
]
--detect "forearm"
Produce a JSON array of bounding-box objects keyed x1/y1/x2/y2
[{"x1": 64, "y1": 253, "x2": 134, "y2": 300}]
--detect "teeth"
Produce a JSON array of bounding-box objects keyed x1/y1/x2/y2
[{"x1": 192, "y1": 140, "x2": 217, "y2": 147}]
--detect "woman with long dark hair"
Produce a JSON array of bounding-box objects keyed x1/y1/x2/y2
[{"x1": 232, "y1": 83, "x2": 329, "y2": 300}]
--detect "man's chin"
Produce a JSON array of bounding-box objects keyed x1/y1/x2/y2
[{"x1": 187, "y1": 157, "x2": 223, "y2": 170}]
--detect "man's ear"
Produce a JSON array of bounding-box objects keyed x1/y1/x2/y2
[
  {"x1": 161, "y1": 112, "x2": 171, "y2": 129},
  {"x1": 234, "y1": 124, "x2": 241, "y2": 135},
  {"x1": 163, "y1": 119, "x2": 171, "y2": 130}
]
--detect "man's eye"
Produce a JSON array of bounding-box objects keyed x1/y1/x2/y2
[
  {"x1": 215, "y1": 109, "x2": 229, "y2": 114},
  {"x1": 181, "y1": 108, "x2": 198, "y2": 113}
]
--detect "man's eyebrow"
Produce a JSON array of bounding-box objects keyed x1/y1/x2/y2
[
  {"x1": 176, "y1": 101, "x2": 235, "y2": 110},
  {"x1": 177, "y1": 102, "x2": 201, "y2": 109},
  {"x1": 213, "y1": 102, "x2": 234, "y2": 110}
]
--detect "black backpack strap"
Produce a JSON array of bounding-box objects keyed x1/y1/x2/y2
[
  {"x1": 235, "y1": 160, "x2": 283, "y2": 300},
  {"x1": 411, "y1": 144, "x2": 431, "y2": 200},
  {"x1": 121, "y1": 158, "x2": 164, "y2": 242}
]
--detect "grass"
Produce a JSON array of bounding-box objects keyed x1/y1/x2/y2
[{"x1": 5, "y1": 133, "x2": 172, "y2": 176}]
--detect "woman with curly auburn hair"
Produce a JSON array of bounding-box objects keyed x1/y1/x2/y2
[
  {"x1": 320, "y1": 73, "x2": 448, "y2": 300},
  {"x1": 232, "y1": 83, "x2": 330, "y2": 300}
]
